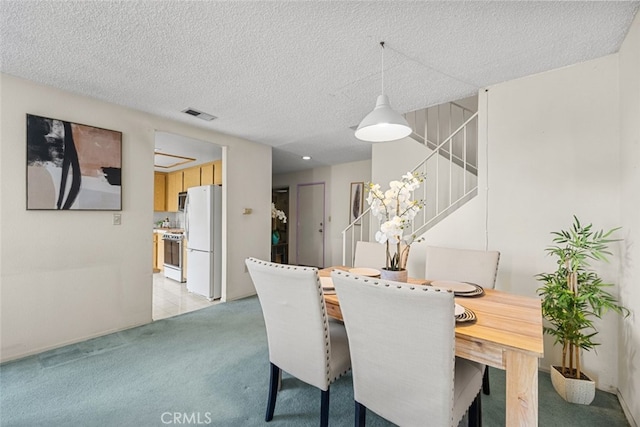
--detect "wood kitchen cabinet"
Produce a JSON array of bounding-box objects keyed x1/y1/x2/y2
[
  {"x1": 153, "y1": 233, "x2": 158, "y2": 271},
  {"x1": 200, "y1": 161, "x2": 222, "y2": 185},
  {"x1": 161, "y1": 162, "x2": 222, "y2": 212},
  {"x1": 182, "y1": 167, "x2": 201, "y2": 189},
  {"x1": 200, "y1": 163, "x2": 214, "y2": 186},
  {"x1": 166, "y1": 171, "x2": 184, "y2": 212},
  {"x1": 154, "y1": 172, "x2": 167, "y2": 211},
  {"x1": 153, "y1": 233, "x2": 165, "y2": 272},
  {"x1": 213, "y1": 160, "x2": 222, "y2": 185}
]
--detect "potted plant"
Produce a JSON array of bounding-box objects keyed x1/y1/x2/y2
[
  {"x1": 536, "y1": 216, "x2": 629, "y2": 404},
  {"x1": 366, "y1": 172, "x2": 425, "y2": 281}
]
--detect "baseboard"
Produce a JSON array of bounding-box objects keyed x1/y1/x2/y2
[
  {"x1": 0, "y1": 319, "x2": 151, "y2": 364},
  {"x1": 617, "y1": 389, "x2": 638, "y2": 427}
]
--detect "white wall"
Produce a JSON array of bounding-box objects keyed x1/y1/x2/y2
[
  {"x1": 618, "y1": 10, "x2": 640, "y2": 425},
  {"x1": 399, "y1": 55, "x2": 624, "y2": 392},
  {"x1": 273, "y1": 159, "x2": 371, "y2": 267},
  {"x1": 486, "y1": 55, "x2": 623, "y2": 392},
  {"x1": 328, "y1": 160, "x2": 372, "y2": 266},
  {"x1": 0, "y1": 74, "x2": 271, "y2": 362}
]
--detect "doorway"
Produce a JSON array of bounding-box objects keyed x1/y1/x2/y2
[
  {"x1": 296, "y1": 182, "x2": 325, "y2": 268},
  {"x1": 152, "y1": 131, "x2": 224, "y2": 320},
  {"x1": 271, "y1": 188, "x2": 289, "y2": 264}
]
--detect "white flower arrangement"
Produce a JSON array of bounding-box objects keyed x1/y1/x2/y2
[
  {"x1": 366, "y1": 172, "x2": 425, "y2": 271},
  {"x1": 271, "y1": 203, "x2": 287, "y2": 224}
]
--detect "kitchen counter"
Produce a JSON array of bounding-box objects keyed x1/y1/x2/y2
[{"x1": 154, "y1": 228, "x2": 184, "y2": 233}]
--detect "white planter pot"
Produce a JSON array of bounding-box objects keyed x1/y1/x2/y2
[
  {"x1": 379, "y1": 268, "x2": 408, "y2": 283},
  {"x1": 550, "y1": 365, "x2": 595, "y2": 405}
]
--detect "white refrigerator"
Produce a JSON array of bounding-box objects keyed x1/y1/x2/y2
[{"x1": 185, "y1": 185, "x2": 222, "y2": 300}]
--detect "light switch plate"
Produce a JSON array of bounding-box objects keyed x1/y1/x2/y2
[{"x1": 113, "y1": 213, "x2": 121, "y2": 225}]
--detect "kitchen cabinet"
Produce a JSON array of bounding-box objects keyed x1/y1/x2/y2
[
  {"x1": 157, "y1": 236, "x2": 164, "y2": 271},
  {"x1": 183, "y1": 167, "x2": 201, "y2": 189},
  {"x1": 153, "y1": 233, "x2": 165, "y2": 272},
  {"x1": 213, "y1": 160, "x2": 222, "y2": 185},
  {"x1": 153, "y1": 233, "x2": 158, "y2": 271},
  {"x1": 166, "y1": 171, "x2": 184, "y2": 212},
  {"x1": 200, "y1": 161, "x2": 222, "y2": 185},
  {"x1": 184, "y1": 162, "x2": 222, "y2": 187},
  {"x1": 154, "y1": 172, "x2": 167, "y2": 211},
  {"x1": 200, "y1": 163, "x2": 214, "y2": 186},
  {"x1": 162, "y1": 163, "x2": 221, "y2": 212}
]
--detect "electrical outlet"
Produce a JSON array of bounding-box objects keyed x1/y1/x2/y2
[{"x1": 113, "y1": 213, "x2": 121, "y2": 225}]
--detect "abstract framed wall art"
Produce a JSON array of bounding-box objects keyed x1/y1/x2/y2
[
  {"x1": 349, "y1": 181, "x2": 364, "y2": 223},
  {"x1": 26, "y1": 114, "x2": 122, "y2": 210}
]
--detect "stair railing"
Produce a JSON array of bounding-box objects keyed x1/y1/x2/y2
[{"x1": 342, "y1": 111, "x2": 478, "y2": 266}]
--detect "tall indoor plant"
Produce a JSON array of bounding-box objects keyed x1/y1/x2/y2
[
  {"x1": 536, "y1": 216, "x2": 628, "y2": 404},
  {"x1": 366, "y1": 172, "x2": 425, "y2": 280}
]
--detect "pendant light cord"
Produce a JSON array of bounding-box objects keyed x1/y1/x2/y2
[{"x1": 380, "y1": 41, "x2": 385, "y2": 96}]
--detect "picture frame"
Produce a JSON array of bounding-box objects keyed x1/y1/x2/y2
[
  {"x1": 26, "y1": 114, "x2": 122, "y2": 210},
  {"x1": 349, "y1": 182, "x2": 364, "y2": 223}
]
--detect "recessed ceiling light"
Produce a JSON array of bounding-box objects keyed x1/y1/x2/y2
[{"x1": 302, "y1": 156, "x2": 311, "y2": 160}]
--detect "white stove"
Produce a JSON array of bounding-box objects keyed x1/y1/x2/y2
[{"x1": 162, "y1": 232, "x2": 186, "y2": 282}]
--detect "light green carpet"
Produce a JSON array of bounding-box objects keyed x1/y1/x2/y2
[{"x1": 0, "y1": 296, "x2": 629, "y2": 426}]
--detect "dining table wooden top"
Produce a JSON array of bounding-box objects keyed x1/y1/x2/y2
[
  {"x1": 319, "y1": 266, "x2": 544, "y2": 369},
  {"x1": 319, "y1": 266, "x2": 544, "y2": 426}
]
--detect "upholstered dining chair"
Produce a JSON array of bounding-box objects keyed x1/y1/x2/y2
[
  {"x1": 245, "y1": 257, "x2": 351, "y2": 426},
  {"x1": 353, "y1": 241, "x2": 386, "y2": 268},
  {"x1": 425, "y1": 245, "x2": 500, "y2": 395},
  {"x1": 332, "y1": 271, "x2": 483, "y2": 427}
]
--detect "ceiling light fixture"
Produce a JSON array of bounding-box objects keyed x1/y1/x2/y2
[
  {"x1": 355, "y1": 41, "x2": 412, "y2": 143},
  {"x1": 302, "y1": 156, "x2": 312, "y2": 160}
]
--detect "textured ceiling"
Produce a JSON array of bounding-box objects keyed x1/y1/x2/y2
[{"x1": 2, "y1": 1, "x2": 638, "y2": 174}]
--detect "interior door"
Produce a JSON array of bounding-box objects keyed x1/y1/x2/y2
[{"x1": 296, "y1": 182, "x2": 325, "y2": 268}]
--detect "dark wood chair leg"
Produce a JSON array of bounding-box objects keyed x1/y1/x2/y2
[
  {"x1": 266, "y1": 363, "x2": 280, "y2": 422},
  {"x1": 469, "y1": 392, "x2": 482, "y2": 427},
  {"x1": 482, "y1": 367, "x2": 490, "y2": 395},
  {"x1": 320, "y1": 388, "x2": 330, "y2": 427},
  {"x1": 355, "y1": 401, "x2": 366, "y2": 427}
]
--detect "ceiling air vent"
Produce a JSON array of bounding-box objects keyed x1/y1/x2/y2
[{"x1": 182, "y1": 108, "x2": 217, "y2": 121}]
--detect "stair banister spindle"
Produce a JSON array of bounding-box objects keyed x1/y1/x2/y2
[
  {"x1": 436, "y1": 146, "x2": 440, "y2": 214},
  {"x1": 449, "y1": 135, "x2": 453, "y2": 209},
  {"x1": 449, "y1": 103, "x2": 452, "y2": 142},
  {"x1": 437, "y1": 105, "x2": 440, "y2": 149},
  {"x1": 463, "y1": 124, "x2": 467, "y2": 195},
  {"x1": 342, "y1": 229, "x2": 347, "y2": 265}
]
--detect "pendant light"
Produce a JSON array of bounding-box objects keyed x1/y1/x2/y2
[{"x1": 355, "y1": 41, "x2": 412, "y2": 142}]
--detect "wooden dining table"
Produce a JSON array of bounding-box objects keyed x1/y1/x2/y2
[{"x1": 319, "y1": 267, "x2": 544, "y2": 427}]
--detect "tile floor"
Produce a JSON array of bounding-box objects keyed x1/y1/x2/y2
[{"x1": 152, "y1": 272, "x2": 219, "y2": 320}]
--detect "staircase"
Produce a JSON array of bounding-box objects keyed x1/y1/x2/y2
[{"x1": 342, "y1": 100, "x2": 479, "y2": 266}]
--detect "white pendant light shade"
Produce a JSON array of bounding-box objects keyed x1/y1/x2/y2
[
  {"x1": 355, "y1": 41, "x2": 412, "y2": 143},
  {"x1": 355, "y1": 94, "x2": 412, "y2": 142}
]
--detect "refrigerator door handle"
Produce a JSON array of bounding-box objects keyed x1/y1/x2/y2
[{"x1": 184, "y1": 193, "x2": 190, "y2": 241}]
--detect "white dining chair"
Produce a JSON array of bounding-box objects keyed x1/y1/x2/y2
[
  {"x1": 245, "y1": 257, "x2": 351, "y2": 426},
  {"x1": 332, "y1": 270, "x2": 483, "y2": 426},
  {"x1": 353, "y1": 241, "x2": 386, "y2": 268},
  {"x1": 425, "y1": 245, "x2": 500, "y2": 395}
]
